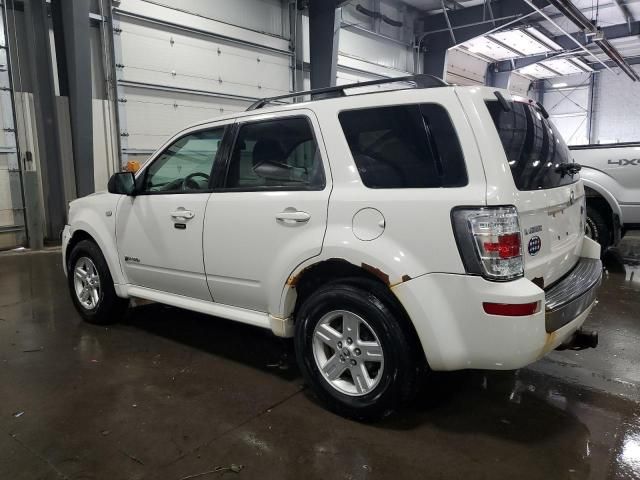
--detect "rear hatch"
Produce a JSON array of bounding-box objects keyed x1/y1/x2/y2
[{"x1": 484, "y1": 96, "x2": 585, "y2": 288}]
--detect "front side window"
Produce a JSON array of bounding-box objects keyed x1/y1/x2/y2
[
  {"x1": 224, "y1": 117, "x2": 325, "y2": 190},
  {"x1": 142, "y1": 128, "x2": 225, "y2": 193},
  {"x1": 338, "y1": 103, "x2": 467, "y2": 189}
]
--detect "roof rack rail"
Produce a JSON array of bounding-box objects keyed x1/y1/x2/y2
[{"x1": 246, "y1": 74, "x2": 448, "y2": 111}]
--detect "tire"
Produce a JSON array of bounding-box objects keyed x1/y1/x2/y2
[
  {"x1": 67, "y1": 240, "x2": 128, "y2": 325},
  {"x1": 585, "y1": 205, "x2": 612, "y2": 251},
  {"x1": 294, "y1": 279, "x2": 422, "y2": 421}
]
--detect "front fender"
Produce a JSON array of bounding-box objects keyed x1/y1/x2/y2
[{"x1": 67, "y1": 194, "x2": 126, "y2": 287}]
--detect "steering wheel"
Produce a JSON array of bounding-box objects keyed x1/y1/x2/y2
[{"x1": 181, "y1": 172, "x2": 210, "y2": 191}]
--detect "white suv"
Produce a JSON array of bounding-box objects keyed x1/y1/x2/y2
[{"x1": 62, "y1": 75, "x2": 602, "y2": 419}]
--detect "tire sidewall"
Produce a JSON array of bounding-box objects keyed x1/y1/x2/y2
[
  {"x1": 67, "y1": 241, "x2": 112, "y2": 322},
  {"x1": 585, "y1": 215, "x2": 600, "y2": 243},
  {"x1": 295, "y1": 284, "x2": 410, "y2": 418},
  {"x1": 586, "y1": 206, "x2": 611, "y2": 250}
]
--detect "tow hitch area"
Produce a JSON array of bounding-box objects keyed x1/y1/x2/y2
[{"x1": 556, "y1": 328, "x2": 599, "y2": 350}]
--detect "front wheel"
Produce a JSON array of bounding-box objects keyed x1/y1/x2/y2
[
  {"x1": 67, "y1": 240, "x2": 128, "y2": 325},
  {"x1": 294, "y1": 281, "x2": 421, "y2": 420}
]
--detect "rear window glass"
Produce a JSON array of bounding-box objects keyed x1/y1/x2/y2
[
  {"x1": 486, "y1": 100, "x2": 578, "y2": 191},
  {"x1": 338, "y1": 104, "x2": 467, "y2": 189}
]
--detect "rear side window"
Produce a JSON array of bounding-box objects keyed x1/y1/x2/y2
[
  {"x1": 486, "y1": 100, "x2": 577, "y2": 191},
  {"x1": 224, "y1": 117, "x2": 325, "y2": 190},
  {"x1": 338, "y1": 104, "x2": 467, "y2": 188}
]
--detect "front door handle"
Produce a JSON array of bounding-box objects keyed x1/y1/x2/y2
[
  {"x1": 275, "y1": 210, "x2": 311, "y2": 224},
  {"x1": 170, "y1": 209, "x2": 195, "y2": 220}
]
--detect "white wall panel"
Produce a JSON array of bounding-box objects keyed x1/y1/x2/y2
[
  {"x1": 548, "y1": 115, "x2": 589, "y2": 146},
  {"x1": 542, "y1": 73, "x2": 590, "y2": 146},
  {"x1": 116, "y1": 17, "x2": 290, "y2": 98},
  {"x1": 339, "y1": 28, "x2": 413, "y2": 73},
  {"x1": 113, "y1": 1, "x2": 292, "y2": 159},
  {"x1": 145, "y1": 0, "x2": 288, "y2": 38},
  {"x1": 118, "y1": 85, "x2": 249, "y2": 153},
  {"x1": 115, "y1": 0, "x2": 289, "y2": 51},
  {"x1": 592, "y1": 65, "x2": 640, "y2": 143}
]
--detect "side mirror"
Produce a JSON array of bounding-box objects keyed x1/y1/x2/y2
[
  {"x1": 253, "y1": 161, "x2": 295, "y2": 182},
  {"x1": 108, "y1": 172, "x2": 136, "y2": 195}
]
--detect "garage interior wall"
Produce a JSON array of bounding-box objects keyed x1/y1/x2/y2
[
  {"x1": 590, "y1": 65, "x2": 640, "y2": 144},
  {"x1": 534, "y1": 66, "x2": 640, "y2": 146},
  {"x1": 302, "y1": 1, "x2": 421, "y2": 89},
  {"x1": 111, "y1": 0, "x2": 292, "y2": 170},
  {"x1": 537, "y1": 72, "x2": 591, "y2": 146}
]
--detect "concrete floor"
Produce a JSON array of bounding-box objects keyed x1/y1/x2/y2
[{"x1": 1, "y1": 238, "x2": 639, "y2": 480}]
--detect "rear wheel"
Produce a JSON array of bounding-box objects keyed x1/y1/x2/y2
[
  {"x1": 67, "y1": 240, "x2": 128, "y2": 325},
  {"x1": 294, "y1": 281, "x2": 421, "y2": 420},
  {"x1": 585, "y1": 205, "x2": 611, "y2": 251}
]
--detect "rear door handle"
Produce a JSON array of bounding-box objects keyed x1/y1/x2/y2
[
  {"x1": 275, "y1": 210, "x2": 311, "y2": 224},
  {"x1": 170, "y1": 209, "x2": 195, "y2": 220}
]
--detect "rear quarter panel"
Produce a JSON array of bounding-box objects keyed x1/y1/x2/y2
[{"x1": 279, "y1": 88, "x2": 487, "y2": 316}]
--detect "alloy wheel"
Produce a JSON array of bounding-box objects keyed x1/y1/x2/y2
[{"x1": 312, "y1": 310, "x2": 385, "y2": 396}]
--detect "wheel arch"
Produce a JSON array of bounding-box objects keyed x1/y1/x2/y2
[
  {"x1": 281, "y1": 258, "x2": 427, "y2": 364},
  {"x1": 581, "y1": 174, "x2": 623, "y2": 220},
  {"x1": 65, "y1": 224, "x2": 126, "y2": 288}
]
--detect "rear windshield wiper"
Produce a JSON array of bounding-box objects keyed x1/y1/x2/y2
[
  {"x1": 556, "y1": 162, "x2": 582, "y2": 177},
  {"x1": 535, "y1": 101, "x2": 550, "y2": 119}
]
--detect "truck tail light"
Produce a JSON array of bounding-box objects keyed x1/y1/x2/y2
[{"x1": 451, "y1": 206, "x2": 524, "y2": 281}]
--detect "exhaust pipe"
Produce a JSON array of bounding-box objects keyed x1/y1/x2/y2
[{"x1": 556, "y1": 328, "x2": 599, "y2": 350}]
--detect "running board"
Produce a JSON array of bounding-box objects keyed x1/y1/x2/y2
[{"x1": 126, "y1": 285, "x2": 271, "y2": 330}]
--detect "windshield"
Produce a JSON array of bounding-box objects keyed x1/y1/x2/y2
[{"x1": 486, "y1": 100, "x2": 578, "y2": 191}]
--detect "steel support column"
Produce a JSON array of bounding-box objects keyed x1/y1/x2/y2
[
  {"x1": 308, "y1": 0, "x2": 340, "y2": 89},
  {"x1": 22, "y1": 0, "x2": 66, "y2": 240},
  {"x1": 52, "y1": 0, "x2": 94, "y2": 197}
]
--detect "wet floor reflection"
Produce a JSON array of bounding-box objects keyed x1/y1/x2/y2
[{"x1": 0, "y1": 235, "x2": 639, "y2": 479}]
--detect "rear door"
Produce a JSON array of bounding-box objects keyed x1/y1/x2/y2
[
  {"x1": 202, "y1": 110, "x2": 331, "y2": 313},
  {"x1": 463, "y1": 88, "x2": 585, "y2": 287}
]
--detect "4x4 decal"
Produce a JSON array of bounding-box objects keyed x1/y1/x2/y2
[{"x1": 608, "y1": 159, "x2": 639, "y2": 166}]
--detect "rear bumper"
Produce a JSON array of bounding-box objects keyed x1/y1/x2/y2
[
  {"x1": 544, "y1": 257, "x2": 602, "y2": 332},
  {"x1": 392, "y1": 240, "x2": 602, "y2": 371}
]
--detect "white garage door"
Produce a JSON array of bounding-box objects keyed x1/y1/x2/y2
[{"x1": 112, "y1": 0, "x2": 292, "y2": 164}]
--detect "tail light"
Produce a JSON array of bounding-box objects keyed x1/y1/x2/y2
[{"x1": 451, "y1": 206, "x2": 523, "y2": 281}]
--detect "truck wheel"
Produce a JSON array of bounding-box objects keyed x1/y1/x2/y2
[
  {"x1": 67, "y1": 240, "x2": 128, "y2": 325},
  {"x1": 294, "y1": 281, "x2": 421, "y2": 421},
  {"x1": 585, "y1": 206, "x2": 611, "y2": 251}
]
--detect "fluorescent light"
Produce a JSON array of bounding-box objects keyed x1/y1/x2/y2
[{"x1": 552, "y1": 82, "x2": 568, "y2": 87}]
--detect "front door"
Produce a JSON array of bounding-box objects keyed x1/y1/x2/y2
[
  {"x1": 203, "y1": 111, "x2": 331, "y2": 312},
  {"x1": 116, "y1": 126, "x2": 226, "y2": 300}
]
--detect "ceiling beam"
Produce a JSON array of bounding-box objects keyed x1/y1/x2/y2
[
  {"x1": 420, "y1": 0, "x2": 548, "y2": 44},
  {"x1": 591, "y1": 55, "x2": 640, "y2": 69}
]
